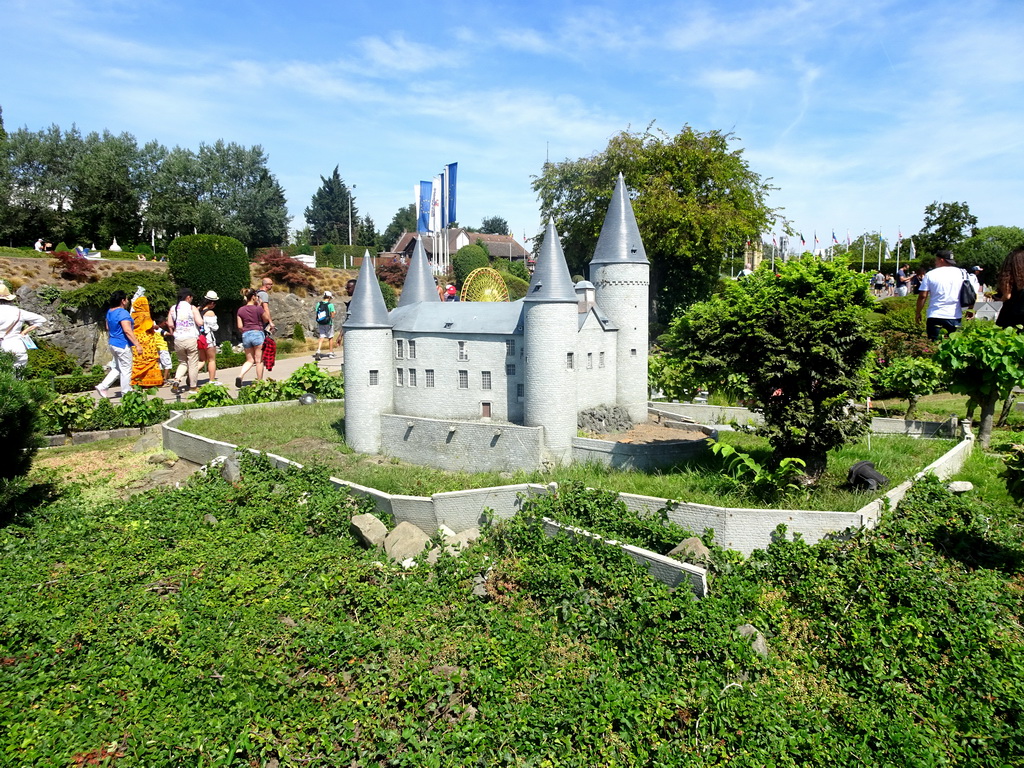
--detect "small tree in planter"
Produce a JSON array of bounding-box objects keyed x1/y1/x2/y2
[
  {"x1": 874, "y1": 356, "x2": 943, "y2": 420},
  {"x1": 660, "y1": 255, "x2": 876, "y2": 481},
  {"x1": 933, "y1": 321, "x2": 1024, "y2": 448}
]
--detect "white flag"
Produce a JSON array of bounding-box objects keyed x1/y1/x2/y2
[
  {"x1": 429, "y1": 177, "x2": 442, "y2": 233},
  {"x1": 909, "y1": 238, "x2": 916, "y2": 259}
]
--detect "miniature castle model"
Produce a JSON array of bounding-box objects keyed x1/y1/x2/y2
[{"x1": 343, "y1": 174, "x2": 650, "y2": 471}]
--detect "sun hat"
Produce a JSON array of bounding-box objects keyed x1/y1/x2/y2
[
  {"x1": 203, "y1": 290, "x2": 219, "y2": 301},
  {"x1": 323, "y1": 290, "x2": 333, "y2": 298},
  {"x1": 0, "y1": 284, "x2": 15, "y2": 301},
  {"x1": 447, "y1": 285, "x2": 457, "y2": 296}
]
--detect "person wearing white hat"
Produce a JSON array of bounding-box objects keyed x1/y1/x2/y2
[
  {"x1": 314, "y1": 290, "x2": 336, "y2": 359},
  {"x1": 197, "y1": 290, "x2": 221, "y2": 384},
  {"x1": 0, "y1": 284, "x2": 47, "y2": 369}
]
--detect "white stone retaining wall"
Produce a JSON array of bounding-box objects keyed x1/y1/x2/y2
[
  {"x1": 571, "y1": 426, "x2": 716, "y2": 471},
  {"x1": 163, "y1": 401, "x2": 976, "y2": 557}
]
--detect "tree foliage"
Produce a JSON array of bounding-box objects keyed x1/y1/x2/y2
[
  {"x1": 915, "y1": 201, "x2": 978, "y2": 260},
  {"x1": 659, "y1": 256, "x2": 876, "y2": 478},
  {"x1": 479, "y1": 215, "x2": 510, "y2": 235},
  {"x1": 0, "y1": 353, "x2": 46, "y2": 520},
  {"x1": 304, "y1": 166, "x2": 356, "y2": 246},
  {"x1": 381, "y1": 204, "x2": 416, "y2": 252},
  {"x1": 956, "y1": 225, "x2": 1024, "y2": 283},
  {"x1": 933, "y1": 321, "x2": 1024, "y2": 447},
  {"x1": 533, "y1": 124, "x2": 778, "y2": 322},
  {"x1": 452, "y1": 244, "x2": 490, "y2": 287},
  {"x1": 255, "y1": 248, "x2": 319, "y2": 292}
]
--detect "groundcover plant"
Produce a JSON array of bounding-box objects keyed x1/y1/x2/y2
[{"x1": 1, "y1": 453, "x2": 1022, "y2": 766}]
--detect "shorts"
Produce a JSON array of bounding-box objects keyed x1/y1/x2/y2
[
  {"x1": 242, "y1": 330, "x2": 266, "y2": 348},
  {"x1": 158, "y1": 350, "x2": 172, "y2": 369},
  {"x1": 317, "y1": 323, "x2": 334, "y2": 339}
]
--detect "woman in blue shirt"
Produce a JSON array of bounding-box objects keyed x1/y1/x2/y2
[{"x1": 96, "y1": 290, "x2": 141, "y2": 398}]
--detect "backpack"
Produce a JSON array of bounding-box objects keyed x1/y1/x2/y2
[
  {"x1": 316, "y1": 301, "x2": 331, "y2": 324},
  {"x1": 958, "y1": 270, "x2": 977, "y2": 308}
]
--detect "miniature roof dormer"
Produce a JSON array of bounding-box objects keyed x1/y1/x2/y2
[
  {"x1": 590, "y1": 173, "x2": 648, "y2": 266},
  {"x1": 397, "y1": 238, "x2": 439, "y2": 307},
  {"x1": 344, "y1": 250, "x2": 391, "y2": 328},
  {"x1": 523, "y1": 219, "x2": 578, "y2": 304}
]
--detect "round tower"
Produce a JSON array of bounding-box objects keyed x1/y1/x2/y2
[
  {"x1": 523, "y1": 220, "x2": 579, "y2": 464},
  {"x1": 342, "y1": 252, "x2": 394, "y2": 455},
  {"x1": 590, "y1": 173, "x2": 651, "y2": 423}
]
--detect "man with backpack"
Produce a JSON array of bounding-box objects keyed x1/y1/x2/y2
[
  {"x1": 916, "y1": 250, "x2": 973, "y2": 340},
  {"x1": 314, "y1": 290, "x2": 336, "y2": 360}
]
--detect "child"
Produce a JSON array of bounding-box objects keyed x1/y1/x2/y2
[{"x1": 153, "y1": 315, "x2": 173, "y2": 385}]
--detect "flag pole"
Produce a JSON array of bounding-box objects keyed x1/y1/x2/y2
[{"x1": 877, "y1": 231, "x2": 883, "y2": 272}]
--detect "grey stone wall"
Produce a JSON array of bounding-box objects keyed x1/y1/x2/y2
[{"x1": 380, "y1": 414, "x2": 543, "y2": 473}]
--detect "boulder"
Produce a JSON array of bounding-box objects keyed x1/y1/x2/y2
[
  {"x1": 350, "y1": 513, "x2": 388, "y2": 549},
  {"x1": 668, "y1": 537, "x2": 712, "y2": 566},
  {"x1": 737, "y1": 623, "x2": 769, "y2": 658},
  {"x1": 384, "y1": 521, "x2": 431, "y2": 562}
]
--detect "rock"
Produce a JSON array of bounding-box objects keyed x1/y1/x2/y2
[
  {"x1": 146, "y1": 450, "x2": 177, "y2": 466},
  {"x1": 385, "y1": 521, "x2": 431, "y2": 562},
  {"x1": 132, "y1": 432, "x2": 162, "y2": 453},
  {"x1": 737, "y1": 623, "x2": 769, "y2": 658},
  {"x1": 667, "y1": 536, "x2": 712, "y2": 566},
  {"x1": 278, "y1": 615, "x2": 297, "y2": 628},
  {"x1": 445, "y1": 527, "x2": 480, "y2": 553},
  {"x1": 947, "y1": 481, "x2": 974, "y2": 494},
  {"x1": 219, "y1": 453, "x2": 242, "y2": 484},
  {"x1": 471, "y1": 575, "x2": 489, "y2": 599},
  {"x1": 203, "y1": 514, "x2": 218, "y2": 526},
  {"x1": 438, "y1": 524, "x2": 457, "y2": 538},
  {"x1": 350, "y1": 513, "x2": 388, "y2": 549}
]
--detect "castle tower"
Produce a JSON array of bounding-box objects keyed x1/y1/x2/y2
[
  {"x1": 342, "y1": 251, "x2": 394, "y2": 455},
  {"x1": 397, "y1": 238, "x2": 439, "y2": 307},
  {"x1": 523, "y1": 220, "x2": 579, "y2": 463},
  {"x1": 590, "y1": 173, "x2": 650, "y2": 423}
]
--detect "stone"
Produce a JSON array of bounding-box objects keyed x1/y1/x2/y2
[
  {"x1": 667, "y1": 536, "x2": 712, "y2": 566},
  {"x1": 737, "y1": 623, "x2": 769, "y2": 658},
  {"x1": 444, "y1": 527, "x2": 480, "y2": 553},
  {"x1": 385, "y1": 521, "x2": 431, "y2": 562},
  {"x1": 203, "y1": 514, "x2": 218, "y2": 526},
  {"x1": 351, "y1": 513, "x2": 389, "y2": 549},
  {"x1": 947, "y1": 481, "x2": 974, "y2": 494},
  {"x1": 132, "y1": 432, "x2": 162, "y2": 453},
  {"x1": 219, "y1": 453, "x2": 242, "y2": 484}
]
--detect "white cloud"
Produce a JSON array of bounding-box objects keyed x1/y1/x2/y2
[{"x1": 698, "y1": 68, "x2": 761, "y2": 90}]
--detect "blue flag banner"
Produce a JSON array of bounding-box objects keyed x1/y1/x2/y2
[
  {"x1": 417, "y1": 181, "x2": 432, "y2": 233},
  {"x1": 445, "y1": 162, "x2": 457, "y2": 226}
]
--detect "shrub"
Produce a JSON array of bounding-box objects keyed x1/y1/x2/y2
[
  {"x1": 50, "y1": 372, "x2": 105, "y2": 394},
  {"x1": 873, "y1": 356, "x2": 943, "y2": 419},
  {"x1": 82, "y1": 397, "x2": 120, "y2": 431},
  {"x1": 255, "y1": 248, "x2": 318, "y2": 292},
  {"x1": 495, "y1": 259, "x2": 531, "y2": 282},
  {"x1": 61, "y1": 270, "x2": 177, "y2": 314},
  {"x1": 26, "y1": 339, "x2": 81, "y2": 378},
  {"x1": 118, "y1": 390, "x2": 168, "y2": 428},
  {"x1": 133, "y1": 243, "x2": 154, "y2": 255},
  {"x1": 281, "y1": 362, "x2": 344, "y2": 399},
  {"x1": 50, "y1": 251, "x2": 96, "y2": 281},
  {"x1": 502, "y1": 273, "x2": 529, "y2": 301},
  {"x1": 187, "y1": 383, "x2": 235, "y2": 408},
  {"x1": 452, "y1": 244, "x2": 489, "y2": 286},
  {"x1": 376, "y1": 259, "x2": 408, "y2": 289},
  {"x1": 168, "y1": 235, "x2": 250, "y2": 306},
  {"x1": 0, "y1": 353, "x2": 46, "y2": 519},
  {"x1": 292, "y1": 323, "x2": 306, "y2": 343},
  {"x1": 379, "y1": 280, "x2": 397, "y2": 310},
  {"x1": 236, "y1": 378, "x2": 285, "y2": 403}
]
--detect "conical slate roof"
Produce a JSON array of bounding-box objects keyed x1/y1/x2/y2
[
  {"x1": 523, "y1": 219, "x2": 578, "y2": 303},
  {"x1": 344, "y1": 251, "x2": 391, "y2": 328},
  {"x1": 397, "y1": 238, "x2": 439, "y2": 307},
  {"x1": 590, "y1": 173, "x2": 648, "y2": 265}
]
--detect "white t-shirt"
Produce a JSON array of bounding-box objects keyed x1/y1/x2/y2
[{"x1": 920, "y1": 266, "x2": 966, "y2": 320}]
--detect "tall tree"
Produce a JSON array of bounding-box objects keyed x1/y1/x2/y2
[
  {"x1": 533, "y1": 125, "x2": 778, "y2": 323},
  {"x1": 68, "y1": 130, "x2": 143, "y2": 246},
  {"x1": 916, "y1": 201, "x2": 978, "y2": 259},
  {"x1": 304, "y1": 166, "x2": 356, "y2": 245},
  {"x1": 956, "y1": 225, "x2": 1024, "y2": 281},
  {"x1": 381, "y1": 204, "x2": 416, "y2": 251},
  {"x1": 4, "y1": 124, "x2": 82, "y2": 244},
  {"x1": 356, "y1": 213, "x2": 379, "y2": 250},
  {"x1": 480, "y1": 215, "x2": 510, "y2": 235}
]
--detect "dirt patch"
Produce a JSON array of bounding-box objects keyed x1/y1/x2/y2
[{"x1": 591, "y1": 420, "x2": 710, "y2": 445}]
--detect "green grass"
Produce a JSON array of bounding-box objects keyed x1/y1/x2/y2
[{"x1": 180, "y1": 403, "x2": 957, "y2": 511}]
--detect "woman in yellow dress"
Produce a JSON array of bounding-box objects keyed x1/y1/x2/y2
[{"x1": 130, "y1": 292, "x2": 165, "y2": 388}]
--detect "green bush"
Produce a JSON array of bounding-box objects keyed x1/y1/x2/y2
[
  {"x1": 292, "y1": 323, "x2": 306, "y2": 342},
  {"x1": 236, "y1": 378, "x2": 285, "y2": 403},
  {"x1": 281, "y1": 362, "x2": 344, "y2": 399},
  {"x1": 495, "y1": 258, "x2": 531, "y2": 282},
  {"x1": 61, "y1": 270, "x2": 177, "y2": 314},
  {"x1": 452, "y1": 244, "x2": 490, "y2": 286},
  {"x1": 502, "y1": 273, "x2": 529, "y2": 301},
  {"x1": 0, "y1": 353, "x2": 46, "y2": 519},
  {"x1": 379, "y1": 280, "x2": 397, "y2": 310},
  {"x1": 186, "y1": 383, "x2": 235, "y2": 408},
  {"x1": 26, "y1": 339, "x2": 81, "y2": 378},
  {"x1": 82, "y1": 397, "x2": 120, "y2": 431},
  {"x1": 167, "y1": 235, "x2": 250, "y2": 310}
]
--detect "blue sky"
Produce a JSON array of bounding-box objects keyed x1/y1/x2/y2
[{"x1": 4, "y1": 0, "x2": 1023, "y2": 252}]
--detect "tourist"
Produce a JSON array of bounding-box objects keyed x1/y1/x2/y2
[
  {"x1": 0, "y1": 284, "x2": 47, "y2": 369},
  {"x1": 95, "y1": 290, "x2": 140, "y2": 398},
  {"x1": 168, "y1": 287, "x2": 205, "y2": 392},
  {"x1": 896, "y1": 264, "x2": 912, "y2": 297},
  {"x1": 995, "y1": 248, "x2": 1024, "y2": 328},
  {"x1": 257, "y1": 277, "x2": 276, "y2": 335},
  {"x1": 198, "y1": 290, "x2": 220, "y2": 384},
  {"x1": 872, "y1": 271, "x2": 885, "y2": 297},
  {"x1": 916, "y1": 250, "x2": 966, "y2": 341},
  {"x1": 236, "y1": 289, "x2": 269, "y2": 388},
  {"x1": 315, "y1": 290, "x2": 336, "y2": 359}
]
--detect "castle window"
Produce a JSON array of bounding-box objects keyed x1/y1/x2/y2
[
  {"x1": 458, "y1": 370, "x2": 469, "y2": 389},
  {"x1": 458, "y1": 341, "x2": 468, "y2": 361},
  {"x1": 587, "y1": 352, "x2": 593, "y2": 369},
  {"x1": 599, "y1": 351, "x2": 605, "y2": 368},
  {"x1": 425, "y1": 369, "x2": 435, "y2": 388},
  {"x1": 396, "y1": 339, "x2": 404, "y2": 359},
  {"x1": 369, "y1": 370, "x2": 379, "y2": 386},
  {"x1": 482, "y1": 371, "x2": 492, "y2": 390},
  {"x1": 408, "y1": 369, "x2": 417, "y2": 387},
  {"x1": 396, "y1": 368, "x2": 404, "y2": 387},
  {"x1": 506, "y1": 363, "x2": 516, "y2": 376},
  {"x1": 505, "y1": 339, "x2": 515, "y2": 356},
  {"x1": 408, "y1": 340, "x2": 416, "y2": 359},
  {"x1": 517, "y1": 383, "x2": 524, "y2": 399},
  {"x1": 631, "y1": 348, "x2": 637, "y2": 357},
  {"x1": 566, "y1": 352, "x2": 574, "y2": 370}
]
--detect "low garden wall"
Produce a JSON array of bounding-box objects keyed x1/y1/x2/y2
[
  {"x1": 162, "y1": 401, "x2": 978, "y2": 558},
  {"x1": 571, "y1": 424, "x2": 716, "y2": 470}
]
